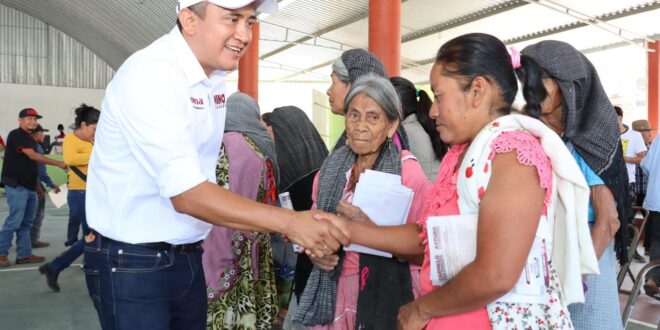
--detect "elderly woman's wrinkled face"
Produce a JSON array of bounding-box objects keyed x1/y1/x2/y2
[
  {"x1": 539, "y1": 77, "x2": 565, "y2": 134},
  {"x1": 327, "y1": 73, "x2": 350, "y2": 115},
  {"x1": 345, "y1": 93, "x2": 398, "y2": 156},
  {"x1": 428, "y1": 63, "x2": 473, "y2": 145}
]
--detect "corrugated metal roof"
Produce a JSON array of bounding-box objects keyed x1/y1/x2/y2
[{"x1": 0, "y1": 0, "x2": 657, "y2": 86}]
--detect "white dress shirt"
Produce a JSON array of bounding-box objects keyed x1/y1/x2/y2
[{"x1": 87, "y1": 27, "x2": 227, "y2": 244}]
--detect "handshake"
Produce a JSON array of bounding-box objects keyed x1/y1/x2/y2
[{"x1": 282, "y1": 201, "x2": 373, "y2": 258}]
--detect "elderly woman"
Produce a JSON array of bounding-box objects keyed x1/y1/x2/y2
[
  {"x1": 292, "y1": 75, "x2": 429, "y2": 330},
  {"x1": 320, "y1": 33, "x2": 599, "y2": 330},
  {"x1": 327, "y1": 48, "x2": 410, "y2": 151},
  {"x1": 203, "y1": 92, "x2": 279, "y2": 330},
  {"x1": 515, "y1": 40, "x2": 625, "y2": 329}
]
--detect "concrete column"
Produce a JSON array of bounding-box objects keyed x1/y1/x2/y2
[
  {"x1": 368, "y1": 0, "x2": 400, "y2": 77},
  {"x1": 238, "y1": 23, "x2": 260, "y2": 100},
  {"x1": 649, "y1": 41, "x2": 659, "y2": 136}
]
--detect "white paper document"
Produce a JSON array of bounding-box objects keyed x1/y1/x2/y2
[
  {"x1": 48, "y1": 184, "x2": 68, "y2": 208},
  {"x1": 426, "y1": 214, "x2": 478, "y2": 286},
  {"x1": 427, "y1": 213, "x2": 549, "y2": 304},
  {"x1": 343, "y1": 170, "x2": 414, "y2": 258},
  {"x1": 496, "y1": 238, "x2": 549, "y2": 304}
]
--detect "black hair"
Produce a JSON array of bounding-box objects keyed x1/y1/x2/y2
[
  {"x1": 57, "y1": 124, "x2": 64, "y2": 131},
  {"x1": 614, "y1": 105, "x2": 623, "y2": 117},
  {"x1": 261, "y1": 112, "x2": 272, "y2": 126},
  {"x1": 434, "y1": 33, "x2": 517, "y2": 115},
  {"x1": 390, "y1": 76, "x2": 447, "y2": 161},
  {"x1": 176, "y1": 2, "x2": 208, "y2": 32},
  {"x1": 514, "y1": 55, "x2": 549, "y2": 119},
  {"x1": 74, "y1": 103, "x2": 100, "y2": 129}
]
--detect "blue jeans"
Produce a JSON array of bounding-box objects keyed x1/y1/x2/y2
[
  {"x1": 51, "y1": 238, "x2": 85, "y2": 272},
  {"x1": 0, "y1": 185, "x2": 38, "y2": 258},
  {"x1": 84, "y1": 234, "x2": 206, "y2": 329},
  {"x1": 66, "y1": 190, "x2": 88, "y2": 247},
  {"x1": 30, "y1": 191, "x2": 46, "y2": 243}
]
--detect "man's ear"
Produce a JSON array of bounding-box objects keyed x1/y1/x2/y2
[{"x1": 178, "y1": 9, "x2": 199, "y2": 36}]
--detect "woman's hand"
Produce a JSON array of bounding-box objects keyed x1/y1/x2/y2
[
  {"x1": 590, "y1": 184, "x2": 619, "y2": 258},
  {"x1": 310, "y1": 254, "x2": 340, "y2": 271},
  {"x1": 337, "y1": 201, "x2": 376, "y2": 227},
  {"x1": 398, "y1": 300, "x2": 430, "y2": 330}
]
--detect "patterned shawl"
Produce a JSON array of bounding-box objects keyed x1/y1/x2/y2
[
  {"x1": 225, "y1": 92, "x2": 279, "y2": 186},
  {"x1": 521, "y1": 40, "x2": 618, "y2": 175}
]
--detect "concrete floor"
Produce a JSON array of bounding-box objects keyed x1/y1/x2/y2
[
  {"x1": 0, "y1": 197, "x2": 99, "y2": 330},
  {"x1": 0, "y1": 195, "x2": 656, "y2": 330}
]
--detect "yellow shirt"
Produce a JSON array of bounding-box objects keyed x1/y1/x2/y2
[{"x1": 63, "y1": 133, "x2": 93, "y2": 190}]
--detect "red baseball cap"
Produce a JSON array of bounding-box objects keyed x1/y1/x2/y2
[{"x1": 19, "y1": 108, "x2": 42, "y2": 119}]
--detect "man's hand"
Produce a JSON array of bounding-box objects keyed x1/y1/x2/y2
[
  {"x1": 52, "y1": 185, "x2": 61, "y2": 193},
  {"x1": 58, "y1": 161, "x2": 68, "y2": 171},
  {"x1": 313, "y1": 212, "x2": 351, "y2": 242},
  {"x1": 284, "y1": 210, "x2": 349, "y2": 258}
]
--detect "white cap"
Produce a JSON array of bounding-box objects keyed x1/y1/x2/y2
[{"x1": 177, "y1": 0, "x2": 278, "y2": 14}]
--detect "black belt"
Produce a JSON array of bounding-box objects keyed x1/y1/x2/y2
[{"x1": 91, "y1": 230, "x2": 202, "y2": 253}]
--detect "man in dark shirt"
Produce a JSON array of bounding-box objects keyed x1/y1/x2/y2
[{"x1": 0, "y1": 108, "x2": 67, "y2": 267}]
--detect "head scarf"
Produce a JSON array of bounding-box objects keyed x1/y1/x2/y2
[
  {"x1": 521, "y1": 40, "x2": 618, "y2": 175},
  {"x1": 331, "y1": 49, "x2": 412, "y2": 152},
  {"x1": 521, "y1": 41, "x2": 630, "y2": 263},
  {"x1": 225, "y1": 92, "x2": 279, "y2": 185},
  {"x1": 268, "y1": 106, "x2": 328, "y2": 192},
  {"x1": 340, "y1": 48, "x2": 388, "y2": 84}
]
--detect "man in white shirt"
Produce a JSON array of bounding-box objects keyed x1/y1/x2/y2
[
  {"x1": 84, "y1": 1, "x2": 347, "y2": 328},
  {"x1": 615, "y1": 106, "x2": 647, "y2": 262}
]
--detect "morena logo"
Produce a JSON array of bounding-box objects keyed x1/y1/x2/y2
[
  {"x1": 214, "y1": 94, "x2": 225, "y2": 106},
  {"x1": 190, "y1": 97, "x2": 204, "y2": 105}
]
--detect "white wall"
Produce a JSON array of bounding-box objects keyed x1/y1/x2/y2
[
  {"x1": 225, "y1": 81, "x2": 330, "y2": 118},
  {"x1": 0, "y1": 83, "x2": 105, "y2": 141},
  {"x1": 0, "y1": 81, "x2": 332, "y2": 142},
  {"x1": 586, "y1": 45, "x2": 648, "y2": 126}
]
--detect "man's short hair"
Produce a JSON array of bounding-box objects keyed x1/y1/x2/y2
[
  {"x1": 614, "y1": 105, "x2": 623, "y2": 117},
  {"x1": 176, "y1": 2, "x2": 209, "y2": 31}
]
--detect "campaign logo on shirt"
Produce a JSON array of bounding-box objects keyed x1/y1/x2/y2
[
  {"x1": 214, "y1": 94, "x2": 226, "y2": 109},
  {"x1": 190, "y1": 97, "x2": 205, "y2": 110}
]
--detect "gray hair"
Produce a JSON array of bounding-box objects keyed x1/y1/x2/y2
[
  {"x1": 343, "y1": 75, "x2": 402, "y2": 123},
  {"x1": 331, "y1": 57, "x2": 350, "y2": 83}
]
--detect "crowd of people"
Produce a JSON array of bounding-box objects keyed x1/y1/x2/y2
[{"x1": 0, "y1": 0, "x2": 659, "y2": 329}]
